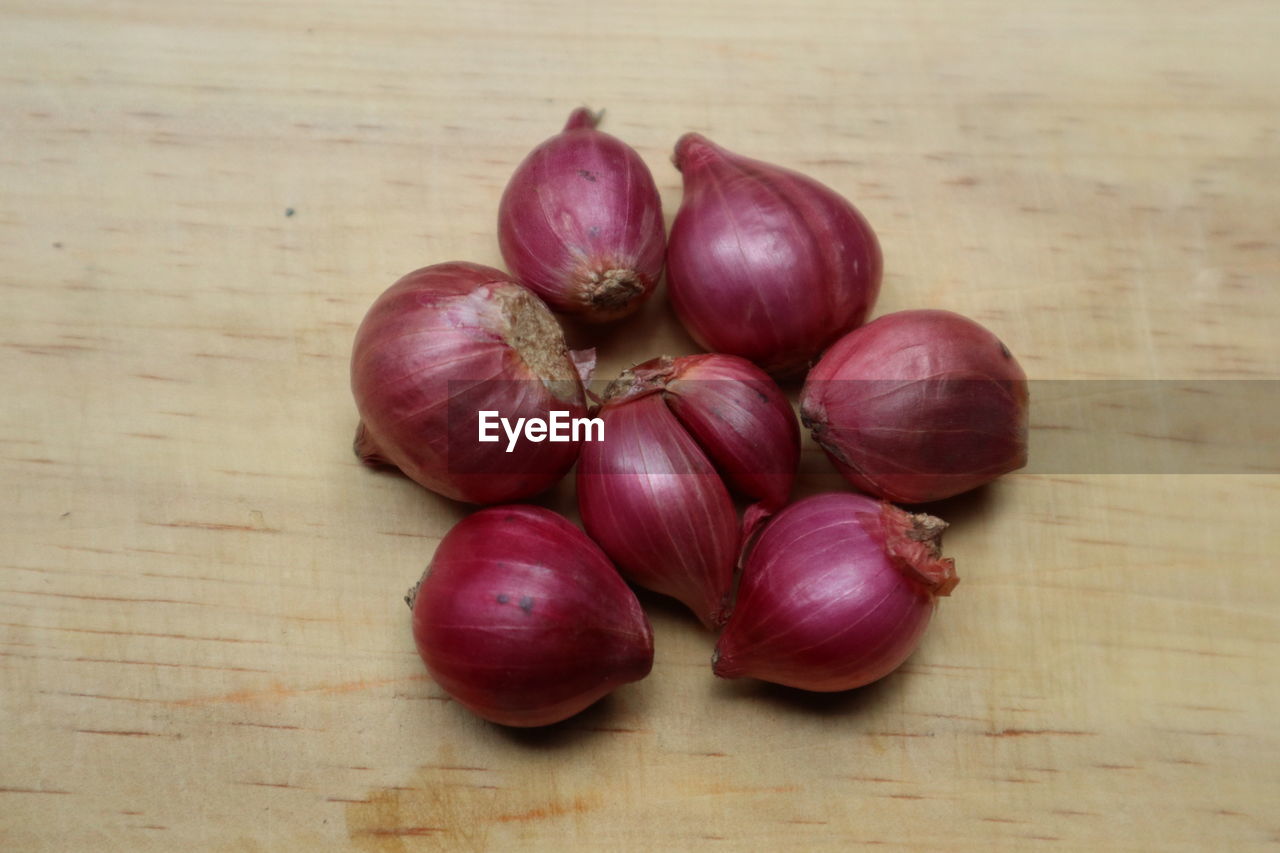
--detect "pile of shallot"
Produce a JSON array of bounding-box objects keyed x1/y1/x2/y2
[{"x1": 350, "y1": 108, "x2": 1029, "y2": 727}]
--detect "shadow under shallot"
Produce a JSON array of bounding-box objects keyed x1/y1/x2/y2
[
  {"x1": 910, "y1": 481, "x2": 998, "y2": 526},
  {"x1": 708, "y1": 663, "x2": 912, "y2": 718},
  {"x1": 559, "y1": 278, "x2": 702, "y2": 386},
  {"x1": 520, "y1": 466, "x2": 582, "y2": 522},
  {"x1": 630, "y1": 584, "x2": 715, "y2": 632},
  {"x1": 487, "y1": 694, "x2": 633, "y2": 750}
]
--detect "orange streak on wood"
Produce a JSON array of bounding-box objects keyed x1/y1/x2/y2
[
  {"x1": 492, "y1": 795, "x2": 600, "y2": 823},
  {"x1": 169, "y1": 675, "x2": 430, "y2": 706}
]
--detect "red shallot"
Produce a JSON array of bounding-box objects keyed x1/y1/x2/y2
[
  {"x1": 661, "y1": 353, "x2": 799, "y2": 513},
  {"x1": 577, "y1": 354, "x2": 799, "y2": 627},
  {"x1": 351, "y1": 262, "x2": 590, "y2": 504},
  {"x1": 714, "y1": 492, "x2": 957, "y2": 692},
  {"x1": 411, "y1": 505, "x2": 654, "y2": 727},
  {"x1": 498, "y1": 108, "x2": 666, "y2": 323},
  {"x1": 667, "y1": 133, "x2": 882, "y2": 376},
  {"x1": 800, "y1": 309, "x2": 1029, "y2": 503}
]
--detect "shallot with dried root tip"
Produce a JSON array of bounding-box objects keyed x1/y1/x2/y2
[
  {"x1": 714, "y1": 492, "x2": 958, "y2": 692},
  {"x1": 351, "y1": 262, "x2": 592, "y2": 504},
  {"x1": 499, "y1": 108, "x2": 666, "y2": 323},
  {"x1": 800, "y1": 309, "x2": 1029, "y2": 503}
]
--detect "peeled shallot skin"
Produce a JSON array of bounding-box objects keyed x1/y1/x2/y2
[
  {"x1": 667, "y1": 133, "x2": 882, "y2": 376},
  {"x1": 351, "y1": 262, "x2": 588, "y2": 505},
  {"x1": 498, "y1": 108, "x2": 666, "y2": 323},
  {"x1": 714, "y1": 493, "x2": 958, "y2": 693},
  {"x1": 412, "y1": 505, "x2": 653, "y2": 728},
  {"x1": 577, "y1": 388, "x2": 739, "y2": 629},
  {"x1": 800, "y1": 309, "x2": 1029, "y2": 504}
]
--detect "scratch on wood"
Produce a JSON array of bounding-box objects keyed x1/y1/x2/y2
[
  {"x1": 170, "y1": 674, "x2": 429, "y2": 706},
  {"x1": 238, "y1": 781, "x2": 304, "y2": 790},
  {"x1": 55, "y1": 544, "x2": 118, "y2": 555},
  {"x1": 493, "y1": 794, "x2": 600, "y2": 823},
  {"x1": 581, "y1": 726, "x2": 648, "y2": 734},
  {"x1": 986, "y1": 729, "x2": 1095, "y2": 738},
  {"x1": 145, "y1": 520, "x2": 282, "y2": 534},
  {"x1": 1, "y1": 620, "x2": 269, "y2": 644},
  {"x1": 40, "y1": 690, "x2": 168, "y2": 705},
  {"x1": 706, "y1": 784, "x2": 800, "y2": 796},
  {"x1": 356, "y1": 827, "x2": 445, "y2": 836},
  {"x1": 71, "y1": 656, "x2": 271, "y2": 674},
  {"x1": 1, "y1": 587, "x2": 208, "y2": 607}
]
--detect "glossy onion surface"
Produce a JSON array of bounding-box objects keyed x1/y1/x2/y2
[
  {"x1": 412, "y1": 505, "x2": 653, "y2": 727},
  {"x1": 801, "y1": 309, "x2": 1029, "y2": 503},
  {"x1": 499, "y1": 108, "x2": 665, "y2": 322},
  {"x1": 351, "y1": 262, "x2": 588, "y2": 504},
  {"x1": 667, "y1": 133, "x2": 882, "y2": 376},
  {"x1": 578, "y1": 391, "x2": 739, "y2": 628},
  {"x1": 715, "y1": 493, "x2": 957, "y2": 692},
  {"x1": 577, "y1": 354, "x2": 799, "y2": 626}
]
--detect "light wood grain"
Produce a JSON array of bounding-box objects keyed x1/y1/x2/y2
[{"x1": 2, "y1": 0, "x2": 1278, "y2": 849}]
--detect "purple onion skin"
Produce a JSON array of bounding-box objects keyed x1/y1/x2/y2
[
  {"x1": 667, "y1": 133, "x2": 882, "y2": 377},
  {"x1": 498, "y1": 108, "x2": 666, "y2": 323},
  {"x1": 577, "y1": 392, "x2": 738, "y2": 629},
  {"x1": 350, "y1": 262, "x2": 587, "y2": 505},
  {"x1": 800, "y1": 309, "x2": 1029, "y2": 504},
  {"x1": 412, "y1": 506, "x2": 653, "y2": 727},
  {"x1": 660, "y1": 354, "x2": 799, "y2": 512},
  {"x1": 714, "y1": 493, "x2": 957, "y2": 693}
]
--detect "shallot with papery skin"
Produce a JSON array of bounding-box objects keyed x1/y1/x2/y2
[
  {"x1": 800, "y1": 309, "x2": 1029, "y2": 503},
  {"x1": 577, "y1": 355, "x2": 798, "y2": 627},
  {"x1": 660, "y1": 354, "x2": 800, "y2": 513},
  {"x1": 498, "y1": 108, "x2": 666, "y2": 323},
  {"x1": 411, "y1": 505, "x2": 653, "y2": 727},
  {"x1": 351, "y1": 262, "x2": 590, "y2": 504},
  {"x1": 714, "y1": 492, "x2": 957, "y2": 692},
  {"x1": 578, "y1": 390, "x2": 739, "y2": 628},
  {"x1": 667, "y1": 133, "x2": 882, "y2": 376}
]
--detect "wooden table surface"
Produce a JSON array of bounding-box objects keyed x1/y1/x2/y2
[{"x1": 3, "y1": 1, "x2": 1278, "y2": 849}]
